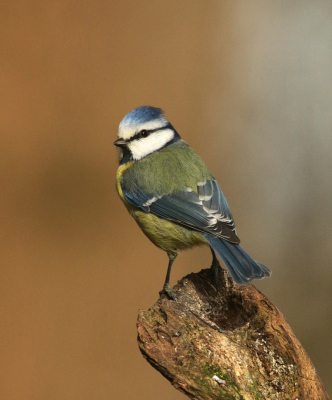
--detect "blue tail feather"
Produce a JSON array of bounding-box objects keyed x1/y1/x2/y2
[{"x1": 206, "y1": 235, "x2": 271, "y2": 284}]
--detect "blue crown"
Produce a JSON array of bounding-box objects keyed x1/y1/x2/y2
[{"x1": 120, "y1": 106, "x2": 165, "y2": 127}]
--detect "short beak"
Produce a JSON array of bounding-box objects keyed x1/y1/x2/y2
[{"x1": 113, "y1": 138, "x2": 127, "y2": 148}]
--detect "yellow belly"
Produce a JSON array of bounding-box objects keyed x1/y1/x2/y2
[
  {"x1": 131, "y1": 209, "x2": 207, "y2": 256},
  {"x1": 116, "y1": 161, "x2": 207, "y2": 256}
]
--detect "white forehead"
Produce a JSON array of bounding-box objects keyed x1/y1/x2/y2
[{"x1": 118, "y1": 117, "x2": 168, "y2": 140}]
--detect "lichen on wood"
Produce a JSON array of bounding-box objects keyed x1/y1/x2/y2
[{"x1": 137, "y1": 267, "x2": 329, "y2": 400}]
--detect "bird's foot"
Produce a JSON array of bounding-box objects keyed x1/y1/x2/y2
[{"x1": 159, "y1": 283, "x2": 177, "y2": 301}]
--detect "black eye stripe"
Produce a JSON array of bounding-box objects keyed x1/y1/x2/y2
[{"x1": 126, "y1": 123, "x2": 172, "y2": 143}]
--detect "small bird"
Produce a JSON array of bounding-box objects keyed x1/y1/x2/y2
[{"x1": 114, "y1": 106, "x2": 271, "y2": 300}]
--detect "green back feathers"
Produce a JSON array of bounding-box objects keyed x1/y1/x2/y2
[{"x1": 122, "y1": 141, "x2": 212, "y2": 195}]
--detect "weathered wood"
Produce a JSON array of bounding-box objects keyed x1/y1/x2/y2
[{"x1": 137, "y1": 267, "x2": 329, "y2": 400}]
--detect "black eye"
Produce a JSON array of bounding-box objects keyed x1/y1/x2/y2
[{"x1": 140, "y1": 129, "x2": 149, "y2": 138}]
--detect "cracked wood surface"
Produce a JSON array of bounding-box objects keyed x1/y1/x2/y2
[{"x1": 137, "y1": 267, "x2": 329, "y2": 400}]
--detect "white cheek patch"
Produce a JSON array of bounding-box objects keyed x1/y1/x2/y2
[{"x1": 129, "y1": 129, "x2": 175, "y2": 160}]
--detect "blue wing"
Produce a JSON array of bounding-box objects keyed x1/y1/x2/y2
[{"x1": 122, "y1": 179, "x2": 240, "y2": 244}]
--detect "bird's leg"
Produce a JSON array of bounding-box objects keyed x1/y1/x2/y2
[
  {"x1": 210, "y1": 247, "x2": 221, "y2": 290},
  {"x1": 159, "y1": 253, "x2": 177, "y2": 301}
]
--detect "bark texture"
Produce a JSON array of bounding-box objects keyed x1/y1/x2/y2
[{"x1": 137, "y1": 267, "x2": 329, "y2": 400}]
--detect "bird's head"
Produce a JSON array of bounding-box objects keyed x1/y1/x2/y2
[{"x1": 114, "y1": 106, "x2": 180, "y2": 163}]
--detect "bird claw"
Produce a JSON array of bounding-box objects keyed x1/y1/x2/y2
[{"x1": 159, "y1": 284, "x2": 177, "y2": 301}]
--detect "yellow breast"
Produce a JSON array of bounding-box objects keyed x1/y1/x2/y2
[{"x1": 115, "y1": 161, "x2": 135, "y2": 207}]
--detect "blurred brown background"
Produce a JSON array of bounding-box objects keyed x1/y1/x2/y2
[{"x1": 1, "y1": 1, "x2": 332, "y2": 399}]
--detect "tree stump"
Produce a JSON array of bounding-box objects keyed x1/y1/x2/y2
[{"x1": 137, "y1": 267, "x2": 329, "y2": 400}]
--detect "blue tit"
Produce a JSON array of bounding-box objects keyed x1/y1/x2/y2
[{"x1": 114, "y1": 106, "x2": 271, "y2": 300}]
